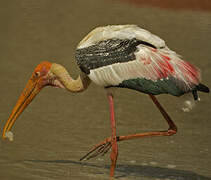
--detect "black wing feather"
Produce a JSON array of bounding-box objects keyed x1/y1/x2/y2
[{"x1": 75, "y1": 38, "x2": 156, "y2": 74}]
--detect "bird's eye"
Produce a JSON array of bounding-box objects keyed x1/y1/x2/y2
[{"x1": 35, "y1": 71, "x2": 40, "y2": 78}]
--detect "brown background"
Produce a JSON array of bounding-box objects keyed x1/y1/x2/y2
[{"x1": 0, "y1": 0, "x2": 211, "y2": 179}]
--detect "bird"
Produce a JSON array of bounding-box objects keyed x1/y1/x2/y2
[{"x1": 2, "y1": 24, "x2": 209, "y2": 179}]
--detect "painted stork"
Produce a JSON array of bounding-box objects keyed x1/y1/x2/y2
[{"x1": 2, "y1": 25, "x2": 209, "y2": 178}]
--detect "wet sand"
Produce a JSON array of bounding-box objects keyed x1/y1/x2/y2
[{"x1": 0, "y1": 0, "x2": 211, "y2": 179}]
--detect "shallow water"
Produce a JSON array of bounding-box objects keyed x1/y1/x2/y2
[{"x1": 0, "y1": 0, "x2": 211, "y2": 179}]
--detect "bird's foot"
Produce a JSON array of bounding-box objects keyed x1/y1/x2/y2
[{"x1": 80, "y1": 137, "x2": 113, "y2": 161}]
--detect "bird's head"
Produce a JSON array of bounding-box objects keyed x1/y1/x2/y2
[{"x1": 2, "y1": 61, "x2": 60, "y2": 140}]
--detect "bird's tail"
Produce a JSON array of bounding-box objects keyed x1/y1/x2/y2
[
  {"x1": 192, "y1": 83, "x2": 209, "y2": 100},
  {"x1": 181, "y1": 83, "x2": 209, "y2": 112}
]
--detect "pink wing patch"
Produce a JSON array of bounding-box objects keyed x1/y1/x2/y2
[
  {"x1": 136, "y1": 46, "x2": 201, "y2": 88},
  {"x1": 177, "y1": 61, "x2": 201, "y2": 85}
]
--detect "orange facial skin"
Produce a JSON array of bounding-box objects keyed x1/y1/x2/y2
[{"x1": 2, "y1": 61, "x2": 52, "y2": 139}]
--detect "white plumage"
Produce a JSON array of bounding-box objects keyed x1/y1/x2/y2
[
  {"x1": 78, "y1": 25, "x2": 165, "y2": 49},
  {"x1": 80, "y1": 25, "x2": 200, "y2": 91}
]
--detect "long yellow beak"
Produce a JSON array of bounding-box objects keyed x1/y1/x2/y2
[{"x1": 2, "y1": 75, "x2": 42, "y2": 140}]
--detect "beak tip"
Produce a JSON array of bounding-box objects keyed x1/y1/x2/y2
[
  {"x1": 2, "y1": 135, "x2": 7, "y2": 141},
  {"x1": 2, "y1": 131, "x2": 14, "y2": 142}
]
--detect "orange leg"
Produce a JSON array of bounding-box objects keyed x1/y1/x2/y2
[
  {"x1": 107, "y1": 92, "x2": 118, "y2": 178},
  {"x1": 80, "y1": 94, "x2": 177, "y2": 173},
  {"x1": 116, "y1": 94, "x2": 177, "y2": 142}
]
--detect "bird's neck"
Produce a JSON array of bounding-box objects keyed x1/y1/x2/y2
[{"x1": 50, "y1": 63, "x2": 90, "y2": 92}]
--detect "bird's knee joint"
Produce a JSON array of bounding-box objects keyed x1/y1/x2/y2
[{"x1": 167, "y1": 128, "x2": 177, "y2": 136}]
